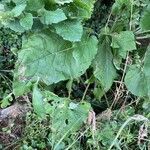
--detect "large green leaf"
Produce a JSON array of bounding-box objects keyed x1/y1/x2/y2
[
  {"x1": 39, "y1": 8, "x2": 67, "y2": 25},
  {"x1": 54, "y1": 19, "x2": 83, "y2": 42},
  {"x1": 94, "y1": 36, "x2": 116, "y2": 91},
  {"x1": 125, "y1": 45, "x2": 150, "y2": 97},
  {"x1": 111, "y1": 31, "x2": 136, "y2": 58},
  {"x1": 140, "y1": 4, "x2": 150, "y2": 30},
  {"x1": 15, "y1": 30, "x2": 98, "y2": 85},
  {"x1": 43, "y1": 91, "x2": 91, "y2": 148}
]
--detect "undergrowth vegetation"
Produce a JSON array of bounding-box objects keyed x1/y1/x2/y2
[{"x1": 0, "y1": 0, "x2": 150, "y2": 149}]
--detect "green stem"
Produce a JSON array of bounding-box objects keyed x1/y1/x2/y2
[{"x1": 81, "y1": 82, "x2": 90, "y2": 102}]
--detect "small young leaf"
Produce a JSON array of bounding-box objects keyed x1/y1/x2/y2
[
  {"x1": 6, "y1": 20, "x2": 25, "y2": 32},
  {"x1": 20, "y1": 13, "x2": 33, "y2": 30},
  {"x1": 125, "y1": 65, "x2": 148, "y2": 97},
  {"x1": 111, "y1": 31, "x2": 136, "y2": 58},
  {"x1": 1, "y1": 93, "x2": 13, "y2": 108},
  {"x1": 13, "y1": 80, "x2": 32, "y2": 96},
  {"x1": 11, "y1": 3, "x2": 26, "y2": 17},
  {"x1": 32, "y1": 82, "x2": 46, "y2": 118}
]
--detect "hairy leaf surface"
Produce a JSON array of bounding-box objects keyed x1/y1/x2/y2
[{"x1": 16, "y1": 31, "x2": 98, "y2": 85}]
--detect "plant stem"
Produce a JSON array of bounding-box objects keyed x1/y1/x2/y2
[{"x1": 81, "y1": 83, "x2": 90, "y2": 102}]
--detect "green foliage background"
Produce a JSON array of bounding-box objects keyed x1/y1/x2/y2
[{"x1": 0, "y1": 0, "x2": 150, "y2": 149}]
